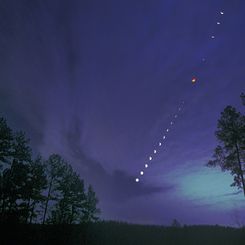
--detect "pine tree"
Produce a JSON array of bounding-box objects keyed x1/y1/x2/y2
[
  {"x1": 48, "y1": 163, "x2": 73, "y2": 224},
  {"x1": 1, "y1": 130, "x2": 32, "y2": 223},
  {"x1": 0, "y1": 117, "x2": 13, "y2": 168},
  {"x1": 82, "y1": 185, "x2": 100, "y2": 222},
  {"x1": 23, "y1": 156, "x2": 47, "y2": 223},
  {"x1": 207, "y1": 106, "x2": 245, "y2": 196},
  {"x1": 42, "y1": 154, "x2": 67, "y2": 224},
  {"x1": 0, "y1": 117, "x2": 14, "y2": 220},
  {"x1": 68, "y1": 175, "x2": 86, "y2": 224},
  {"x1": 171, "y1": 219, "x2": 181, "y2": 228},
  {"x1": 48, "y1": 164, "x2": 86, "y2": 224},
  {"x1": 0, "y1": 116, "x2": 102, "y2": 224}
]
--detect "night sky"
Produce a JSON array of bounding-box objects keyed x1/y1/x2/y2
[{"x1": 1, "y1": 0, "x2": 245, "y2": 226}]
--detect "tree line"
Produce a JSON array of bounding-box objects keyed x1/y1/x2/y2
[{"x1": 0, "y1": 117, "x2": 100, "y2": 224}]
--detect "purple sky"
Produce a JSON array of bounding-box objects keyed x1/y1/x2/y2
[{"x1": 0, "y1": 0, "x2": 245, "y2": 226}]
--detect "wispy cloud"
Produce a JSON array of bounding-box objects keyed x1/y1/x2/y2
[{"x1": 64, "y1": 117, "x2": 174, "y2": 203}]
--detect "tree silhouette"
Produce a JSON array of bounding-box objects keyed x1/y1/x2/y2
[
  {"x1": 42, "y1": 154, "x2": 67, "y2": 224},
  {"x1": 48, "y1": 164, "x2": 87, "y2": 224},
  {"x1": 171, "y1": 219, "x2": 181, "y2": 228},
  {"x1": 0, "y1": 117, "x2": 13, "y2": 167},
  {"x1": 0, "y1": 117, "x2": 14, "y2": 222},
  {"x1": 82, "y1": 185, "x2": 100, "y2": 222},
  {"x1": 207, "y1": 106, "x2": 245, "y2": 196},
  {"x1": 24, "y1": 156, "x2": 47, "y2": 223},
  {"x1": 1, "y1": 129, "x2": 32, "y2": 223},
  {"x1": 0, "y1": 117, "x2": 14, "y2": 221},
  {"x1": 68, "y1": 174, "x2": 86, "y2": 224},
  {"x1": 0, "y1": 116, "x2": 101, "y2": 224}
]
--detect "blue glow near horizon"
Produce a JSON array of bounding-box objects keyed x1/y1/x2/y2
[
  {"x1": 175, "y1": 167, "x2": 244, "y2": 210},
  {"x1": 153, "y1": 161, "x2": 245, "y2": 211}
]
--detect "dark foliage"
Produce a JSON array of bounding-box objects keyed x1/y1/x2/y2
[
  {"x1": 1, "y1": 222, "x2": 245, "y2": 245},
  {"x1": 0, "y1": 117, "x2": 100, "y2": 224},
  {"x1": 207, "y1": 105, "x2": 245, "y2": 195}
]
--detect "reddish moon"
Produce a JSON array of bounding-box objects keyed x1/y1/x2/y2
[{"x1": 192, "y1": 77, "x2": 197, "y2": 83}]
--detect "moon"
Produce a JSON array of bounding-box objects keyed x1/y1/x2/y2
[{"x1": 192, "y1": 77, "x2": 197, "y2": 83}]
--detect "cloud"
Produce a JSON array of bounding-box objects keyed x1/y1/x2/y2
[
  {"x1": 64, "y1": 117, "x2": 174, "y2": 203},
  {"x1": 221, "y1": 190, "x2": 243, "y2": 197}
]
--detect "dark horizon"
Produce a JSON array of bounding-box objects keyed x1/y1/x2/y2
[{"x1": 1, "y1": 0, "x2": 245, "y2": 226}]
